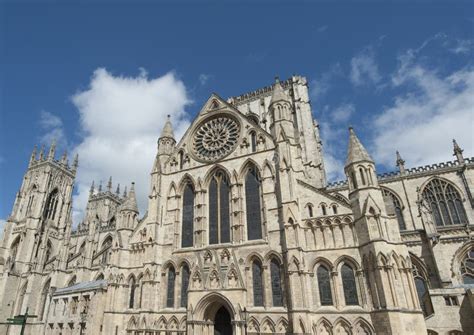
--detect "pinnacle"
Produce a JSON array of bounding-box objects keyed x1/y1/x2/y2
[
  {"x1": 121, "y1": 182, "x2": 138, "y2": 213},
  {"x1": 160, "y1": 115, "x2": 175, "y2": 139},
  {"x1": 345, "y1": 127, "x2": 373, "y2": 166},
  {"x1": 270, "y1": 76, "x2": 290, "y2": 105}
]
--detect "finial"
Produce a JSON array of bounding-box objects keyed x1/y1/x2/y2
[
  {"x1": 39, "y1": 145, "x2": 45, "y2": 160},
  {"x1": 47, "y1": 138, "x2": 57, "y2": 160},
  {"x1": 396, "y1": 151, "x2": 406, "y2": 174},
  {"x1": 453, "y1": 139, "x2": 464, "y2": 164},
  {"x1": 60, "y1": 149, "x2": 68, "y2": 165},
  {"x1": 89, "y1": 181, "x2": 95, "y2": 196},
  {"x1": 29, "y1": 145, "x2": 38, "y2": 166},
  {"x1": 275, "y1": 76, "x2": 280, "y2": 83},
  {"x1": 123, "y1": 186, "x2": 127, "y2": 198},
  {"x1": 98, "y1": 181, "x2": 102, "y2": 192},
  {"x1": 116, "y1": 183, "x2": 121, "y2": 195},
  {"x1": 107, "y1": 176, "x2": 112, "y2": 192},
  {"x1": 72, "y1": 153, "x2": 79, "y2": 171}
]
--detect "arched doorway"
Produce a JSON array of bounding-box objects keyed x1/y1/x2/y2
[{"x1": 214, "y1": 306, "x2": 232, "y2": 335}]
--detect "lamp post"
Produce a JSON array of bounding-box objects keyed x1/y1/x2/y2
[{"x1": 243, "y1": 307, "x2": 248, "y2": 335}]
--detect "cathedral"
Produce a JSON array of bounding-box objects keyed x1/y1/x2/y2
[{"x1": 0, "y1": 76, "x2": 473, "y2": 335}]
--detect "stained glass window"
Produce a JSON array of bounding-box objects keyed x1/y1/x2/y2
[
  {"x1": 245, "y1": 166, "x2": 263, "y2": 240},
  {"x1": 317, "y1": 265, "x2": 333, "y2": 306},
  {"x1": 181, "y1": 183, "x2": 194, "y2": 247},
  {"x1": 422, "y1": 179, "x2": 467, "y2": 227},
  {"x1": 181, "y1": 265, "x2": 190, "y2": 307},
  {"x1": 381, "y1": 188, "x2": 406, "y2": 231},
  {"x1": 341, "y1": 264, "x2": 358, "y2": 305},
  {"x1": 270, "y1": 259, "x2": 283, "y2": 307},
  {"x1": 252, "y1": 261, "x2": 264, "y2": 306},
  {"x1": 209, "y1": 171, "x2": 230, "y2": 244},
  {"x1": 166, "y1": 267, "x2": 176, "y2": 308}
]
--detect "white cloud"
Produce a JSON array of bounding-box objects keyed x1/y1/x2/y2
[
  {"x1": 372, "y1": 58, "x2": 474, "y2": 168},
  {"x1": 71, "y1": 68, "x2": 191, "y2": 224},
  {"x1": 449, "y1": 39, "x2": 474, "y2": 55},
  {"x1": 199, "y1": 74, "x2": 211, "y2": 86},
  {"x1": 331, "y1": 103, "x2": 355, "y2": 122},
  {"x1": 39, "y1": 110, "x2": 66, "y2": 148},
  {"x1": 350, "y1": 47, "x2": 381, "y2": 87},
  {"x1": 310, "y1": 63, "x2": 343, "y2": 101}
]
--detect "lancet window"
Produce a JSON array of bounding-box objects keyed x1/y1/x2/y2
[
  {"x1": 245, "y1": 165, "x2": 263, "y2": 240},
  {"x1": 181, "y1": 265, "x2": 190, "y2": 307},
  {"x1": 129, "y1": 276, "x2": 136, "y2": 309},
  {"x1": 181, "y1": 182, "x2": 195, "y2": 248},
  {"x1": 341, "y1": 263, "x2": 358, "y2": 305},
  {"x1": 166, "y1": 266, "x2": 176, "y2": 308},
  {"x1": 252, "y1": 260, "x2": 264, "y2": 306},
  {"x1": 270, "y1": 259, "x2": 284, "y2": 307},
  {"x1": 381, "y1": 188, "x2": 406, "y2": 231},
  {"x1": 43, "y1": 188, "x2": 59, "y2": 221},
  {"x1": 209, "y1": 171, "x2": 230, "y2": 244},
  {"x1": 317, "y1": 265, "x2": 333, "y2": 306}
]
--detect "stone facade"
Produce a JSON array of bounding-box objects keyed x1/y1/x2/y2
[{"x1": 0, "y1": 76, "x2": 472, "y2": 335}]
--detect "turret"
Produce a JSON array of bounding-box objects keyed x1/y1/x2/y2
[
  {"x1": 47, "y1": 139, "x2": 56, "y2": 160},
  {"x1": 157, "y1": 115, "x2": 176, "y2": 156},
  {"x1": 118, "y1": 182, "x2": 139, "y2": 232},
  {"x1": 269, "y1": 77, "x2": 295, "y2": 140},
  {"x1": 344, "y1": 127, "x2": 378, "y2": 193},
  {"x1": 453, "y1": 139, "x2": 464, "y2": 164}
]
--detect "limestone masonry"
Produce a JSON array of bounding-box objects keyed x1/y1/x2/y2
[{"x1": 0, "y1": 76, "x2": 473, "y2": 335}]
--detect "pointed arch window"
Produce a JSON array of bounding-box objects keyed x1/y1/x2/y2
[
  {"x1": 129, "y1": 276, "x2": 136, "y2": 309},
  {"x1": 307, "y1": 204, "x2": 314, "y2": 218},
  {"x1": 317, "y1": 265, "x2": 333, "y2": 306},
  {"x1": 252, "y1": 260, "x2": 264, "y2": 306},
  {"x1": 209, "y1": 171, "x2": 230, "y2": 245},
  {"x1": 180, "y1": 265, "x2": 190, "y2": 307},
  {"x1": 381, "y1": 188, "x2": 406, "y2": 231},
  {"x1": 250, "y1": 132, "x2": 257, "y2": 152},
  {"x1": 38, "y1": 279, "x2": 51, "y2": 321},
  {"x1": 101, "y1": 236, "x2": 112, "y2": 265},
  {"x1": 321, "y1": 204, "x2": 327, "y2": 216},
  {"x1": 332, "y1": 205, "x2": 338, "y2": 215},
  {"x1": 461, "y1": 248, "x2": 474, "y2": 284},
  {"x1": 245, "y1": 166, "x2": 263, "y2": 240},
  {"x1": 359, "y1": 168, "x2": 366, "y2": 186},
  {"x1": 43, "y1": 188, "x2": 59, "y2": 221},
  {"x1": 341, "y1": 263, "x2": 359, "y2": 305},
  {"x1": 26, "y1": 185, "x2": 37, "y2": 216},
  {"x1": 181, "y1": 182, "x2": 195, "y2": 248},
  {"x1": 422, "y1": 179, "x2": 467, "y2": 226},
  {"x1": 166, "y1": 267, "x2": 176, "y2": 308},
  {"x1": 270, "y1": 259, "x2": 284, "y2": 307},
  {"x1": 412, "y1": 261, "x2": 433, "y2": 316}
]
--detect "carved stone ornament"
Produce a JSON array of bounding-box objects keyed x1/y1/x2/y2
[{"x1": 192, "y1": 115, "x2": 240, "y2": 162}]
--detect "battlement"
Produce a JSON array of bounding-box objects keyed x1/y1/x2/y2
[
  {"x1": 327, "y1": 157, "x2": 474, "y2": 190},
  {"x1": 228, "y1": 77, "x2": 295, "y2": 106}
]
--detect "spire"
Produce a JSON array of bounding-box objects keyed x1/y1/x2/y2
[
  {"x1": 29, "y1": 145, "x2": 37, "y2": 167},
  {"x1": 72, "y1": 153, "x2": 79, "y2": 171},
  {"x1": 396, "y1": 151, "x2": 406, "y2": 174},
  {"x1": 107, "y1": 176, "x2": 112, "y2": 192},
  {"x1": 453, "y1": 139, "x2": 464, "y2": 164},
  {"x1": 39, "y1": 145, "x2": 45, "y2": 160},
  {"x1": 89, "y1": 181, "x2": 95, "y2": 196},
  {"x1": 345, "y1": 127, "x2": 374, "y2": 167},
  {"x1": 121, "y1": 182, "x2": 138, "y2": 213},
  {"x1": 116, "y1": 183, "x2": 121, "y2": 195},
  {"x1": 270, "y1": 76, "x2": 290, "y2": 105},
  {"x1": 98, "y1": 181, "x2": 102, "y2": 193},
  {"x1": 47, "y1": 138, "x2": 56, "y2": 160},
  {"x1": 123, "y1": 186, "x2": 127, "y2": 198},
  {"x1": 160, "y1": 115, "x2": 175, "y2": 139}
]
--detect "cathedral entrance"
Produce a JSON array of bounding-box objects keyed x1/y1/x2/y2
[{"x1": 214, "y1": 306, "x2": 232, "y2": 335}]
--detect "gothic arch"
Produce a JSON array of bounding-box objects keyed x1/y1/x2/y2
[
  {"x1": 178, "y1": 173, "x2": 197, "y2": 194},
  {"x1": 311, "y1": 257, "x2": 334, "y2": 272},
  {"x1": 162, "y1": 260, "x2": 178, "y2": 274},
  {"x1": 127, "y1": 316, "x2": 138, "y2": 329},
  {"x1": 168, "y1": 182, "x2": 177, "y2": 198},
  {"x1": 315, "y1": 317, "x2": 333, "y2": 335},
  {"x1": 418, "y1": 176, "x2": 465, "y2": 200},
  {"x1": 276, "y1": 317, "x2": 289, "y2": 333},
  {"x1": 262, "y1": 159, "x2": 275, "y2": 178},
  {"x1": 260, "y1": 316, "x2": 276, "y2": 333},
  {"x1": 194, "y1": 292, "x2": 237, "y2": 321},
  {"x1": 333, "y1": 317, "x2": 352, "y2": 335},
  {"x1": 353, "y1": 317, "x2": 374, "y2": 335},
  {"x1": 100, "y1": 234, "x2": 113, "y2": 249},
  {"x1": 451, "y1": 241, "x2": 474, "y2": 282},
  {"x1": 176, "y1": 258, "x2": 192, "y2": 270},
  {"x1": 247, "y1": 317, "x2": 260, "y2": 333},
  {"x1": 334, "y1": 255, "x2": 360, "y2": 271},
  {"x1": 238, "y1": 158, "x2": 262, "y2": 180},
  {"x1": 167, "y1": 316, "x2": 179, "y2": 330},
  {"x1": 263, "y1": 251, "x2": 283, "y2": 265},
  {"x1": 245, "y1": 252, "x2": 264, "y2": 267},
  {"x1": 203, "y1": 164, "x2": 232, "y2": 187}
]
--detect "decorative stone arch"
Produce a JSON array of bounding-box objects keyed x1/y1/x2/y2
[
  {"x1": 263, "y1": 251, "x2": 283, "y2": 265},
  {"x1": 238, "y1": 158, "x2": 262, "y2": 180},
  {"x1": 315, "y1": 317, "x2": 333, "y2": 335},
  {"x1": 94, "y1": 272, "x2": 105, "y2": 281},
  {"x1": 376, "y1": 252, "x2": 389, "y2": 267},
  {"x1": 276, "y1": 317, "x2": 288, "y2": 333},
  {"x1": 288, "y1": 255, "x2": 301, "y2": 272},
  {"x1": 168, "y1": 182, "x2": 177, "y2": 198},
  {"x1": 179, "y1": 316, "x2": 187, "y2": 330},
  {"x1": 353, "y1": 317, "x2": 374, "y2": 335},
  {"x1": 334, "y1": 255, "x2": 361, "y2": 271},
  {"x1": 333, "y1": 192, "x2": 350, "y2": 206},
  {"x1": 418, "y1": 176, "x2": 466, "y2": 201},
  {"x1": 311, "y1": 257, "x2": 334, "y2": 272},
  {"x1": 247, "y1": 316, "x2": 260, "y2": 333},
  {"x1": 100, "y1": 234, "x2": 113, "y2": 249},
  {"x1": 203, "y1": 164, "x2": 232, "y2": 188},
  {"x1": 127, "y1": 316, "x2": 138, "y2": 330},
  {"x1": 262, "y1": 159, "x2": 275, "y2": 178},
  {"x1": 66, "y1": 275, "x2": 76, "y2": 287},
  {"x1": 178, "y1": 173, "x2": 197, "y2": 194},
  {"x1": 260, "y1": 316, "x2": 276, "y2": 333},
  {"x1": 139, "y1": 315, "x2": 147, "y2": 329},
  {"x1": 156, "y1": 316, "x2": 167, "y2": 329},
  {"x1": 298, "y1": 317, "x2": 307, "y2": 334},
  {"x1": 167, "y1": 316, "x2": 179, "y2": 330},
  {"x1": 333, "y1": 317, "x2": 352, "y2": 335},
  {"x1": 194, "y1": 292, "x2": 237, "y2": 322},
  {"x1": 161, "y1": 260, "x2": 178, "y2": 274}
]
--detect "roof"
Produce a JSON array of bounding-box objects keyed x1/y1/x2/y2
[
  {"x1": 160, "y1": 115, "x2": 175, "y2": 139},
  {"x1": 345, "y1": 127, "x2": 373, "y2": 166},
  {"x1": 54, "y1": 279, "x2": 107, "y2": 296}
]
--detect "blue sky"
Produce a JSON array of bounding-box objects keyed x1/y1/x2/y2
[{"x1": 1, "y1": 1, "x2": 473, "y2": 225}]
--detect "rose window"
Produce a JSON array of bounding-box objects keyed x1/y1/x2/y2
[{"x1": 193, "y1": 116, "x2": 240, "y2": 161}]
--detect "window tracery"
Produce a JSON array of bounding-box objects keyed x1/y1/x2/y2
[
  {"x1": 317, "y1": 265, "x2": 333, "y2": 306},
  {"x1": 166, "y1": 267, "x2": 176, "y2": 308},
  {"x1": 460, "y1": 248, "x2": 474, "y2": 284},
  {"x1": 245, "y1": 165, "x2": 263, "y2": 240},
  {"x1": 422, "y1": 179, "x2": 467, "y2": 226},
  {"x1": 181, "y1": 183, "x2": 195, "y2": 248},
  {"x1": 341, "y1": 263, "x2": 358, "y2": 305}
]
